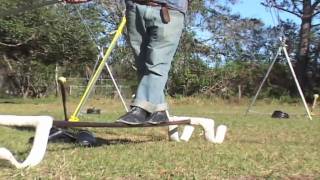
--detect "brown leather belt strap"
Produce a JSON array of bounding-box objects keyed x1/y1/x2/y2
[
  {"x1": 133, "y1": 0, "x2": 171, "y2": 23},
  {"x1": 134, "y1": 0, "x2": 162, "y2": 6}
]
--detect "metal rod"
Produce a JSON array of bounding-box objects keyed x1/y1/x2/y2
[
  {"x1": 69, "y1": 16, "x2": 126, "y2": 122},
  {"x1": 245, "y1": 46, "x2": 282, "y2": 115},
  {"x1": 74, "y1": 7, "x2": 129, "y2": 114},
  {"x1": 104, "y1": 62, "x2": 129, "y2": 112},
  {"x1": 282, "y1": 44, "x2": 312, "y2": 120},
  {"x1": 53, "y1": 119, "x2": 191, "y2": 128}
]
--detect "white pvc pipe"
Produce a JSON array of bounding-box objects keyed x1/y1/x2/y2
[
  {"x1": 312, "y1": 94, "x2": 319, "y2": 112},
  {"x1": 169, "y1": 116, "x2": 227, "y2": 143},
  {"x1": 167, "y1": 111, "x2": 180, "y2": 142},
  {"x1": 0, "y1": 115, "x2": 53, "y2": 168},
  {"x1": 0, "y1": 115, "x2": 226, "y2": 168},
  {"x1": 168, "y1": 125, "x2": 180, "y2": 142},
  {"x1": 180, "y1": 125, "x2": 195, "y2": 142}
]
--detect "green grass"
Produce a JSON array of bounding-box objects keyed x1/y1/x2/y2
[{"x1": 0, "y1": 97, "x2": 319, "y2": 179}]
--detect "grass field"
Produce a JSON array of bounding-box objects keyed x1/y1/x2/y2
[{"x1": 0, "y1": 97, "x2": 319, "y2": 179}]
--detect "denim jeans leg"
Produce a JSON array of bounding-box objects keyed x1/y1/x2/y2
[
  {"x1": 126, "y1": 3, "x2": 148, "y2": 80},
  {"x1": 127, "y1": 4, "x2": 185, "y2": 112}
]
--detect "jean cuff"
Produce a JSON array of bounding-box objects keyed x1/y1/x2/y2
[{"x1": 132, "y1": 100, "x2": 168, "y2": 113}]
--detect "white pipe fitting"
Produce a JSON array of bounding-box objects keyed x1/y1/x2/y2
[
  {"x1": 168, "y1": 125, "x2": 180, "y2": 142},
  {"x1": 169, "y1": 116, "x2": 227, "y2": 143},
  {"x1": 0, "y1": 115, "x2": 53, "y2": 169},
  {"x1": 180, "y1": 125, "x2": 195, "y2": 142},
  {"x1": 167, "y1": 111, "x2": 180, "y2": 142}
]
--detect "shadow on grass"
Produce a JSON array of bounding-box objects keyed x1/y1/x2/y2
[
  {"x1": 95, "y1": 136, "x2": 163, "y2": 147},
  {"x1": 10, "y1": 127, "x2": 166, "y2": 155},
  {"x1": 236, "y1": 139, "x2": 266, "y2": 144},
  {"x1": 44, "y1": 134, "x2": 164, "y2": 150},
  {"x1": 0, "y1": 160, "x2": 14, "y2": 169}
]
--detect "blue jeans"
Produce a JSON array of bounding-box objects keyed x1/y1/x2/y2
[{"x1": 126, "y1": 2, "x2": 185, "y2": 113}]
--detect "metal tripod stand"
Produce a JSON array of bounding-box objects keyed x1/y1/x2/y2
[{"x1": 245, "y1": 37, "x2": 312, "y2": 120}]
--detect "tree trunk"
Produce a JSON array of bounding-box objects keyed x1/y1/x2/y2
[
  {"x1": 296, "y1": 0, "x2": 312, "y2": 94},
  {"x1": 316, "y1": 41, "x2": 320, "y2": 61}
]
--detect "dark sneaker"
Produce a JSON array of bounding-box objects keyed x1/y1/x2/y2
[
  {"x1": 116, "y1": 106, "x2": 149, "y2": 125},
  {"x1": 147, "y1": 111, "x2": 169, "y2": 124}
]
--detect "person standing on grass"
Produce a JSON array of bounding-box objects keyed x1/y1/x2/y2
[{"x1": 65, "y1": 0, "x2": 188, "y2": 125}]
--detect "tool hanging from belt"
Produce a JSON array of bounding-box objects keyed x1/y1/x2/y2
[
  {"x1": 134, "y1": 0, "x2": 170, "y2": 23},
  {"x1": 160, "y1": 4, "x2": 170, "y2": 23}
]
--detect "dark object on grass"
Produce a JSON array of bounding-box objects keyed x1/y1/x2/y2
[
  {"x1": 48, "y1": 128, "x2": 97, "y2": 147},
  {"x1": 87, "y1": 107, "x2": 101, "y2": 114},
  {"x1": 76, "y1": 131, "x2": 97, "y2": 147},
  {"x1": 29, "y1": 127, "x2": 77, "y2": 144},
  {"x1": 271, "y1": 110, "x2": 289, "y2": 119},
  {"x1": 48, "y1": 127, "x2": 77, "y2": 142}
]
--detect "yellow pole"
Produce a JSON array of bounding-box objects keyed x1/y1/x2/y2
[{"x1": 69, "y1": 16, "x2": 126, "y2": 122}]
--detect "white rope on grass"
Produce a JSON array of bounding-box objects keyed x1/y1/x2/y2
[{"x1": 0, "y1": 115, "x2": 53, "y2": 169}]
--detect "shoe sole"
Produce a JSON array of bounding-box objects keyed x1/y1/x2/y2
[
  {"x1": 116, "y1": 119, "x2": 147, "y2": 125},
  {"x1": 147, "y1": 121, "x2": 168, "y2": 125}
]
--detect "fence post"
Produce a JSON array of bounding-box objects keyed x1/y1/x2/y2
[{"x1": 238, "y1": 85, "x2": 242, "y2": 101}]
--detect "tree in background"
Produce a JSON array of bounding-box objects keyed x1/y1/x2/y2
[
  {"x1": 1, "y1": 0, "x2": 317, "y2": 100},
  {"x1": 262, "y1": 0, "x2": 320, "y2": 96},
  {"x1": 170, "y1": 0, "x2": 288, "y2": 98},
  {"x1": 0, "y1": 0, "x2": 106, "y2": 97}
]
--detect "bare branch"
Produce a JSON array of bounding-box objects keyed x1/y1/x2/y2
[
  {"x1": 291, "y1": 0, "x2": 303, "y2": 14},
  {"x1": 2, "y1": 54, "x2": 13, "y2": 71},
  {"x1": 261, "y1": 1, "x2": 301, "y2": 17},
  {"x1": 272, "y1": 4, "x2": 301, "y2": 17},
  {"x1": 0, "y1": 34, "x2": 35, "y2": 47},
  {"x1": 311, "y1": 0, "x2": 320, "y2": 11},
  {"x1": 0, "y1": 41, "x2": 23, "y2": 47},
  {"x1": 313, "y1": 9, "x2": 320, "y2": 17}
]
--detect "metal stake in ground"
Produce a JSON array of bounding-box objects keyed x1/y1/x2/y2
[
  {"x1": 58, "y1": 77, "x2": 68, "y2": 121},
  {"x1": 311, "y1": 94, "x2": 319, "y2": 113}
]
